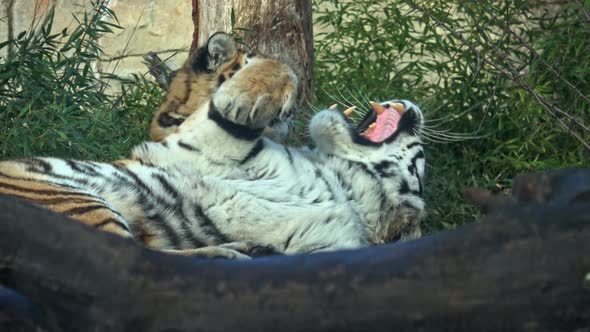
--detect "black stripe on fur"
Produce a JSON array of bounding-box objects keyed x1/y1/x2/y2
[
  {"x1": 208, "y1": 101, "x2": 264, "y2": 141},
  {"x1": 284, "y1": 146, "x2": 294, "y2": 165},
  {"x1": 153, "y1": 173, "x2": 180, "y2": 199},
  {"x1": 409, "y1": 150, "x2": 425, "y2": 196},
  {"x1": 0, "y1": 180, "x2": 89, "y2": 197},
  {"x1": 193, "y1": 205, "x2": 230, "y2": 243},
  {"x1": 157, "y1": 112, "x2": 185, "y2": 128},
  {"x1": 178, "y1": 141, "x2": 201, "y2": 152},
  {"x1": 63, "y1": 204, "x2": 110, "y2": 216},
  {"x1": 240, "y1": 140, "x2": 264, "y2": 165}
]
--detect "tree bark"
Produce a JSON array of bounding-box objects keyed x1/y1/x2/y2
[
  {"x1": 0, "y1": 191, "x2": 589, "y2": 331},
  {"x1": 191, "y1": 1, "x2": 314, "y2": 107}
]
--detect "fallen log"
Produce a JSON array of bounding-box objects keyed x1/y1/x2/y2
[
  {"x1": 0, "y1": 186, "x2": 589, "y2": 331},
  {"x1": 463, "y1": 167, "x2": 590, "y2": 213}
]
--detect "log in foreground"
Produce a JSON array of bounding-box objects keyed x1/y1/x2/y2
[{"x1": 0, "y1": 195, "x2": 589, "y2": 331}]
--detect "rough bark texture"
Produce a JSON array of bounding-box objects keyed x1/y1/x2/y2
[
  {"x1": 463, "y1": 168, "x2": 590, "y2": 213},
  {"x1": 191, "y1": 0, "x2": 200, "y2": 53},
  {"x1": 192, "y1": 1, "x2": 314, "y2": 107},
  {"x1": 0, "y1": 169, "x2": 589, "y2": 331}
]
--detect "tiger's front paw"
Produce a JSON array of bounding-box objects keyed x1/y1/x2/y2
[
  {"x1": 213, "y1": 90, "x2": 277, "y2": 129},
  {"x1": 166, "y1": 247, "x2": 252, "y2": 260},
  {"x1": 212, "y1": 59, "x2": 298, "y2": 129}
]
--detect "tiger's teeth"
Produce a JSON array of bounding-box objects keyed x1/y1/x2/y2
[
  {"x1": 328, "y1": 104, "x2": 338, "y2": 110},
  {"x1": 370, "y1": 101, "x2": 386, "y2": 115},
  {"x1": 343, "y1": 106, "x2": 356, "y2": 117},
  {"x1": 361, "y1": 123, "x2": 377, "y2": 137},
  {"x1": 391, "y1": 102, "x2": 405, "y2": 114}
]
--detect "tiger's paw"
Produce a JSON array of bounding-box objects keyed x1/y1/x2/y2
[
  {"x1": 212, "y1": 59, "x2": 298, "y2": 129},
  {"x1": 219, "y1": 240, "x2": 280, "y2": 257},
  {"x1": 163, "y1": 246, "x2": 252, "y2": 260}
]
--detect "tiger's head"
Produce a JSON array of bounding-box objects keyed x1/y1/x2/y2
[
  {"x1": 310, "y1": 100, "x2": 426, "y2": 242},
  {"x1": 150, "y1": 32, "x2": 294, "y2": 142}
]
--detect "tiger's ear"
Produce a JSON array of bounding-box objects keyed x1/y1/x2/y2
[{"x1": 206, "y1": 32, "x2": 237, "y2": 70}]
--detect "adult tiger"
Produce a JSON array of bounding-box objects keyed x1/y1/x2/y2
[{"x1": 0, "y1": 33, "x2": 425, "y2": 259}]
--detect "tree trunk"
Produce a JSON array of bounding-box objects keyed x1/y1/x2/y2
[
  {"x1": 191, "y1": 1, "x2": 314, "y2": 107},
  {"x1": 0, "y1": 187, "x2": 589, "y2": 331}
]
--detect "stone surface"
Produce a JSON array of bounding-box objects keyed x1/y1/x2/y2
[
  {"x1": 1, "y1": 0, "x2": 321, "y2": 94},
  {"x1": 1, "y1": 0, "x2": 193, "y2": 89},
  {"x1": 102, "y1": 0, "x2": 192, "y2": 81}
]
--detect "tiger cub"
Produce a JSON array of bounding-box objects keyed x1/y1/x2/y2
[
  {"x1": 151, "y1": 32, "x2": 291, "y2": 143},
  {"x1": 0, "y1": 34, "x2": 425, "y2": 259}
]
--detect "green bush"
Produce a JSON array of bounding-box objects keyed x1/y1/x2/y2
[
  {"x1": 0, "y1": 1, "x2": 161, "y2": 161},
  {"x1": 314, "y1": 0, "x2": 589, "y2": 231}
]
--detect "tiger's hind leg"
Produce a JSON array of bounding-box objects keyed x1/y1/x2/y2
[{"x1": 0, "y1": 173, "x2": 133, "y2": 239}]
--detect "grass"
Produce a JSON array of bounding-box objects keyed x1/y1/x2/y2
[
  {"x1": 313, "y1": 0, "x2": 589, "y2": 232},
  {"x1": 0, "y1": 0, "x2": 588, "y2": 232},
  {"x1": 0, "y1": 1, "x2": 161, "y2": 161}
]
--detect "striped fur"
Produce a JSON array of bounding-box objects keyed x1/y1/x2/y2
[
  {"x1": 0, "y1": 39, "x2": 425, "y2": 259},
  {"x1": 150, "y1": 32, "x2": 291, "y2": 143}
]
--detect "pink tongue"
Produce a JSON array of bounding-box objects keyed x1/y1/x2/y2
[{"x1": 361, "y1": 108, "x2": 401, "y2": 142}]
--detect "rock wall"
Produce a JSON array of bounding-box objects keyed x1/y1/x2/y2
[{"x1": 1, "y1": 0, "x2": 194, "y2": 88}]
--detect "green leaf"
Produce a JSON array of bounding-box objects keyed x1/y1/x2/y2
[{"x1": 230, "y1": 7, "x2": 236, "y2": 29}]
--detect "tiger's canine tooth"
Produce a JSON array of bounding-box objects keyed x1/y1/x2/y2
[
  {"x1": 390, "y1": 102, "x2": 405, "y2": 114},
  {"x1": 328, "y1": 104, "x2": 338, "y2": 110},
  {"x1": 370, "y1": 101, "x2": 386, "y2": 115},
  {"x1": 343, "y1": 106, "x2": 356, "y2": 117}
]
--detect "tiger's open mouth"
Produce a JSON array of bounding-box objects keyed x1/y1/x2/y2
[{"x1": 335, "y1": 101, "x2": 406, "y2": 143}]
